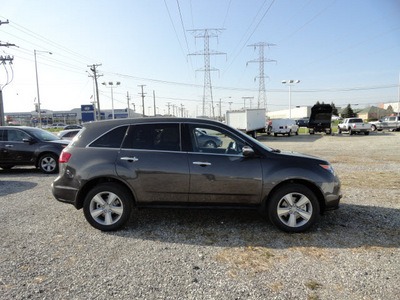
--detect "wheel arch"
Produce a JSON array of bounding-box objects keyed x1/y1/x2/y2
[
  {"x1": 262, "y1": 179, "x2": 326, "y2": 214},
  {"x1": 75, "y1": 176, "x2": 137, "y2": 209}
]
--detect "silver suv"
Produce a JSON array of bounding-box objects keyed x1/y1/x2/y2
[{"x1": 52, "y1": 118, "x2": 341, "y2": 232}]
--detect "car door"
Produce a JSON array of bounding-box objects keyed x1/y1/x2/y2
[
  {"x1": 1, "y1": 129, "x2": 36, "y2": 164},
  {"x1": 185, "y1": 123, "x2": 263, "y2": 205},
  {"x1": 116, "y1": 123, "x2": 190, "y2": 204}
]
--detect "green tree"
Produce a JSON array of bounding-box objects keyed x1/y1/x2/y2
[
  {"x1": 331, "y1": 102, "x2": 338, "y2": 115},
  {"x1": 342, "y1": 104, "x2": 356, "y2": 118}
]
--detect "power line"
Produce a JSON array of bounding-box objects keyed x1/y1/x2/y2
[{"x1": 223, "y1": 0, "x2": 275, "y2": 75}]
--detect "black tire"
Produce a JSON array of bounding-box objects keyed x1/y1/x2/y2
[
  {"x1": 295, "y1": 130, "x2": 299, "y2": 136},
  {"x1": 349, "y1": 128, "x2": 353, "y2": 135},
  {"x1": 83, "y1": 183, "x2": 132, "y2": 231},
  {"x1": 267, "y1": 184, "x2": 320, "y2": 233},
  {"x1": 288, "y1": 130, "x2": 291, "y2": 137},
  {"x1": 371, "y1": 125, "x2": 377, "y2": 132},
  {"x1": 326, "y1": 129, "x2": 331, "y2": 135},
  {"x1": 337, "y1": 127, "x2": 341, "y2": 134},
  {"x1": 274, "y1": 133, "x2": 277, "y2": 137},
  {"x1": 364, "y1": 131, "x2": 369, "y2": 135},
  {"x1": 38, "y1": 153, "x2": 58, "y2": 174},
  {"x1": 251, "y1": 131, "x2": 257, "y2": 139}
]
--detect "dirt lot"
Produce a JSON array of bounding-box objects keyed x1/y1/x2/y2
[{"x1": 0, "y1": 131, "x2": 399, "y2": 299}]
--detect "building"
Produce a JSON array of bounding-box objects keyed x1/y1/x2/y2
[{"x1": 5, "y1": 106, "x2": 140, "y2": 127}]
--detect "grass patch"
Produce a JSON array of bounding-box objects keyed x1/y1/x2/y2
[
  {"x1": 306, "y1": 281, "x2": 323, "y2": 290},
  {"x1": 216, "y1": 246, "x2": 277, "y2": 274}
]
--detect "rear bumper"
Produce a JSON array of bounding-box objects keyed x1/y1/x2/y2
[{"x1": 52, "y1": 182, "x2": 79, "y2": 208}]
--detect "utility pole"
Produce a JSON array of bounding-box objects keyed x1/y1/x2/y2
[
  {"x1": 166, "y1": 102, "x2": 171, "y2": 116},
  {"x1": 153, "y1": 90, "x2": 156, "y2": 116},
  {"x1": 87, "y1": 64, "x2": 102, "y2": 120},
  {"x1": 247, "y1": 42, "x2": 276, "y2": 111},
  {"x1": 0, "y1": 19, "x2": 16, "y2": 126},
  {"x1": 138, "y1": 85, "x2": 146, "y2": 117},
  {"x1": 242, "y1": 96, "x2": 254, "y2": 109},
  {"x1": 188, "y1": 28, "x2": 226, "y2": 117},
  {"x1": 126, "y1": 91, "x2": 131, "y2": 118},
  {"x1": 0, "y1": 55, "x2": 14, "y2": 126}
]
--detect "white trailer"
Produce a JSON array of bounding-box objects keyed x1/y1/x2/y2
[{"x1": 226, "y1": 108, "x2": 266, "y2": 138}]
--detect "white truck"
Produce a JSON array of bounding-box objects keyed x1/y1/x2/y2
[
  {"x1": 338, "y1": 118, "x2": 371, "y2": 135},
  {"x1": 369, "y1": 115, "x2": 400, "y2": 132},
  {"x1": 226, "y1": 108, "x2": 266, "y2": 139}
]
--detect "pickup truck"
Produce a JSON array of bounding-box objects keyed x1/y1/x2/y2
[
  {"x1": 338, "y1": 118, "x2": 371, "y2": 135},
  {"x1": 369, "y1": 116, "x2": 400, "y2": 132}
]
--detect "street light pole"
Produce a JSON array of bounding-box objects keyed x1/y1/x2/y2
[
  {"x1": 102, "y1": 82, "x2": 120, "y2": 119},
  {"x1": 34, "y1": 50, "x2": 52, "y2": 128},
  {"x1": 281, "y1": 80, "x2": 300, "y2": 119}
]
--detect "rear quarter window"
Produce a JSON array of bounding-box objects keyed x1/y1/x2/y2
[{"x1": 89, "y1": 126, "x2": 128, "y2": 148}]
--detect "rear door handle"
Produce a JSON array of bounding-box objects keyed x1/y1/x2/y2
[
  {"x1": 120, "y1": 156, "x2": 139, "y2": 162},
  {"x1": 193, "y1": 161, "x2": 211, "y2": 167},
  {"x1": 5, "y1": 144, "x2": 14, "y2": 148}
]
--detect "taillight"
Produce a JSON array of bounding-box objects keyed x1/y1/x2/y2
[
  {"x1": 59, "y1": 151, "x2": 71, "y2": 163},
  {"x1": 353, "y1": 124, "x2": 356, "y2": 128}
]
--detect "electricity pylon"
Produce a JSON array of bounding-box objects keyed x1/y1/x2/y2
[
  {"x1": 188, "y1": 28, "x2": 226, "y2": 117},
  {"x1": 247, "y1": 42, "x2": 276, "y2": 111}
]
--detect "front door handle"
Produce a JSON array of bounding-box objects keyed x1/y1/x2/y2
[
  {"x1": 193, "y1": 161, "x2": 211, "y2": 167},
  {"x1": 120, "y1": 156, "x2": 139, "y2": 162},
  {"x1": 5, "y1": 144, "x2": 14, "y2": 148}
]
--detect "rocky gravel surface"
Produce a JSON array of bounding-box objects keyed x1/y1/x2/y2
[{"x1": 1, "y1": 131, "x2": 399, "y2": 300}]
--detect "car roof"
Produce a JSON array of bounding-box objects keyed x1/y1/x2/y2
[{"x1": 74, "y1": 117, "x2": 227, "y2": 147}]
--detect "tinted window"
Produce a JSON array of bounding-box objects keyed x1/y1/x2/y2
[
  {"x1": 188, "y1": 124, "x2": 245, "y2": 155},
  {"x1": 122, "y1": 123, "x2": 180, "y2": 151},
  {"x1": 0, "y1": 130, "x2": 3, "y2": 141},
  {"x1": 7, "y1": 129, "x2": 31, "y2": 142},
  {"x1": 90, "y1": 126, "x2": 128, "y2": 148}
]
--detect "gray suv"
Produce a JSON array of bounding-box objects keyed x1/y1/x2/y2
[{"x1": 52, "y1": 118, "x2": 341, "y2": 232}]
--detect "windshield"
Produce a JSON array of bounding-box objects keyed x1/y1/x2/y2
[{"x1": 29, "y1": 128, "x2": 61, "y2": 141}]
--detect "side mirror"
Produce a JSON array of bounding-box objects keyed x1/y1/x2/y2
[
  {"x1": 242, "y1": 146, "x2": 255, "y2": 157},
  {"x1": 23, "y1": 138, "x2": 34, "y2": 144}
]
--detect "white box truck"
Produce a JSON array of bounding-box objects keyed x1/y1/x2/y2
[{"x1": 226, "y1": 108, "x2": 266, "y2": 139}]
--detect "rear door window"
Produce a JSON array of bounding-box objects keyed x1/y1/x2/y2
[
  {"x1": 89, "y1": 126, "x2": 128, "y2": 148},
  {"x1": 122, "y1": 123, "x2": 180, "y2": 152}
]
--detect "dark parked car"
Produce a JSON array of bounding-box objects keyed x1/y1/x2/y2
[
  {"x1": 296, "y1": 118, "x2": 309, "y2": 127},
  {"x1": 195, "y1": 129, "x2": 223, "y2": 148},
  {"x1": 0, "y1": 126, "x2": 69, "y2": 173},
  {"x1": 52, "y1": 118, "x2": 341, "y2": 233}
]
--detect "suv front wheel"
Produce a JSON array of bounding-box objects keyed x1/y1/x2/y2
[
  {"x1": 83, "y1": 183, "x2": 132, "y2": 231},
  {"x1": 267, "y1": 184, "x2": 320, "y2": 233},
  {"x1": 39, "y1": 153, "x2": 58, "y2": 174}
]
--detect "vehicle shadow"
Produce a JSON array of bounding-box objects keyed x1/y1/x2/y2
[
  {"x1": 108, "y1": 203, "x2": 400, "y2": 250},
  {"x1": 0, "y1": 180, "x2": 38, "y2": 196}
]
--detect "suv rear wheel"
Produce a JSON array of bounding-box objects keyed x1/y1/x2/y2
[
  {"x1": 83, "y1": 183, "x2": 132, "y2": 231},
  {"x1": 267, "y1": 184, "x2": 320, "y2": 233}
]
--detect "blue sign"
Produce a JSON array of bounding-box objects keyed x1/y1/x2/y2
[{"x1": 81, "y1": 105, "x2": 95, "y2": 122}]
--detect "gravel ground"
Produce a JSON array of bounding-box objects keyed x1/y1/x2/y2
[{"x1": 1, "y1": 131, "x2": 399, "y2": 300}]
